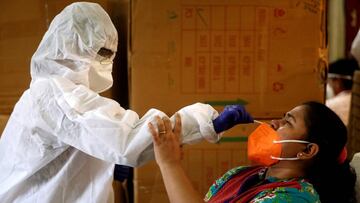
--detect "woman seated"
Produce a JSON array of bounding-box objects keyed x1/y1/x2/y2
[{"x1": 148, "y1": 101, "x2": 357, "y2": 203}]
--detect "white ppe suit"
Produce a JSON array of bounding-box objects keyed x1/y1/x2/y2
[{"x1": 0, "y1": 2, "x2": 220, "y2": 203}]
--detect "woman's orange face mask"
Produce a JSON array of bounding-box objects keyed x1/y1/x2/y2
[{"x1": 247, "y1": 122, "x2": 310, "y2": 166}]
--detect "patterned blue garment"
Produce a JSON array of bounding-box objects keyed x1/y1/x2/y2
[{"x1": 205, "y1": 166, "x2": 320, "y2": 202}]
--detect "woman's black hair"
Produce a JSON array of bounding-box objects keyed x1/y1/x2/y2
[{"x1": 302, "y1": 101, "x2": 357, "y2": 203}]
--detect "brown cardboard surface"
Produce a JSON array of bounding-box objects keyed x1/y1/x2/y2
[
  {"x1": 134, "y1": 123, "x2": 259, "y2": 203},
  {"x1": 113, "y1": 180, "x2": 129, "y2": 203},
  {"x1": 130, "y1": 0, "x2": 326, "y2": 118},
  {"x1": 0, "y1": 0, "x2": 45, "y2": 114},
  {"x1": 0, "y1": 115, "x2": 9, "y2": 136},
  {"x1": 0, "y1": 0, "x2": 109, "y2": 114},
  {"x1": 130, "y1": 0, "x2": 326, "y2": 202}
]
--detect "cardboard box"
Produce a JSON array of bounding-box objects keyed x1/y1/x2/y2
[
  {"x1": 0, "y1": 115, "x2": 9, "y2": 136},
  {"x1": 130, "y1": 0, "x2": 326, "y2": 118},
  {"x1": 134, "y1": 123, "x2": 258, "y2": 203},
  {"x1": 0, "y1": 0, "x2": 110, "y2": 114},
  {"x1": 113, "y1": 179, "x2": 129, "y2": 203},
  {"x1": 0, "y1": 0, "x2": 45, "y2": 114},
  {"x1": 130, "y1": 0, "x2": 326, "y2": 202}
]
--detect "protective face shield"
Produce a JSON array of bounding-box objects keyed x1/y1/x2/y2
[{"x1": 247, "y1": 123, "x2": 310, "y2": 166}]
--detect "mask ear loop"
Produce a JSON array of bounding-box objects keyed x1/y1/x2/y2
[
  {"x1": 273, "y1": 140, "x2": 310, "y2": 144},
  {"x1": 270, "y1": 155, "x2": 301, "y2": 161},
  {"x1": 270, "y1": 140, "x2": 311, "y2": 161}
]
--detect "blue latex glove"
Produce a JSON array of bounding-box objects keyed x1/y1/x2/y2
[
  {"x1": 212, "y1": 105, "x2": 253, "y2": 133},
  {"x1": 114, "y1": 165, "x2": 131, "y2": 182}
]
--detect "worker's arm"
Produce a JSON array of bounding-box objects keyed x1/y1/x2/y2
[
  {"x1": 47, "y1": 77, "x2": 221, "y2": 167},
  {"x1": 148, "y1": 115, "x2": 203, "y2": 203}
]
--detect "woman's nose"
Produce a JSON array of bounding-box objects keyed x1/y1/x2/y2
[
  {"x1": 270, "y1": 120, "x2": 279, "y2": 130},
  {"x1": 270, "y1": 119, "x2": 284, "y2": 130}
]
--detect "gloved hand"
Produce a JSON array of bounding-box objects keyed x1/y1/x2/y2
[{"x1": 212, "y1": 105, "x2": 253, "y2": 133}]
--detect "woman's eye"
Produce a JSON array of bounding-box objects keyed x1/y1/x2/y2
[{"x1": 285, "y1": 119, "x2": 292, "y2": 126}]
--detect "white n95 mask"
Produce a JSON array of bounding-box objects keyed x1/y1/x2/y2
[{"x1": 88, "y1": 60, "x2": 113, "y2": 93}]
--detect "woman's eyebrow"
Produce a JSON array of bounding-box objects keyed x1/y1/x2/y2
[{"x1": 285, "y1": 112, "x2": 296, "y2": 123}]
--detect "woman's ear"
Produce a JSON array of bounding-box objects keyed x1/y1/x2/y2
[{"x1": 297, "y1": 143, "x2": 319, "y2": 160}]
